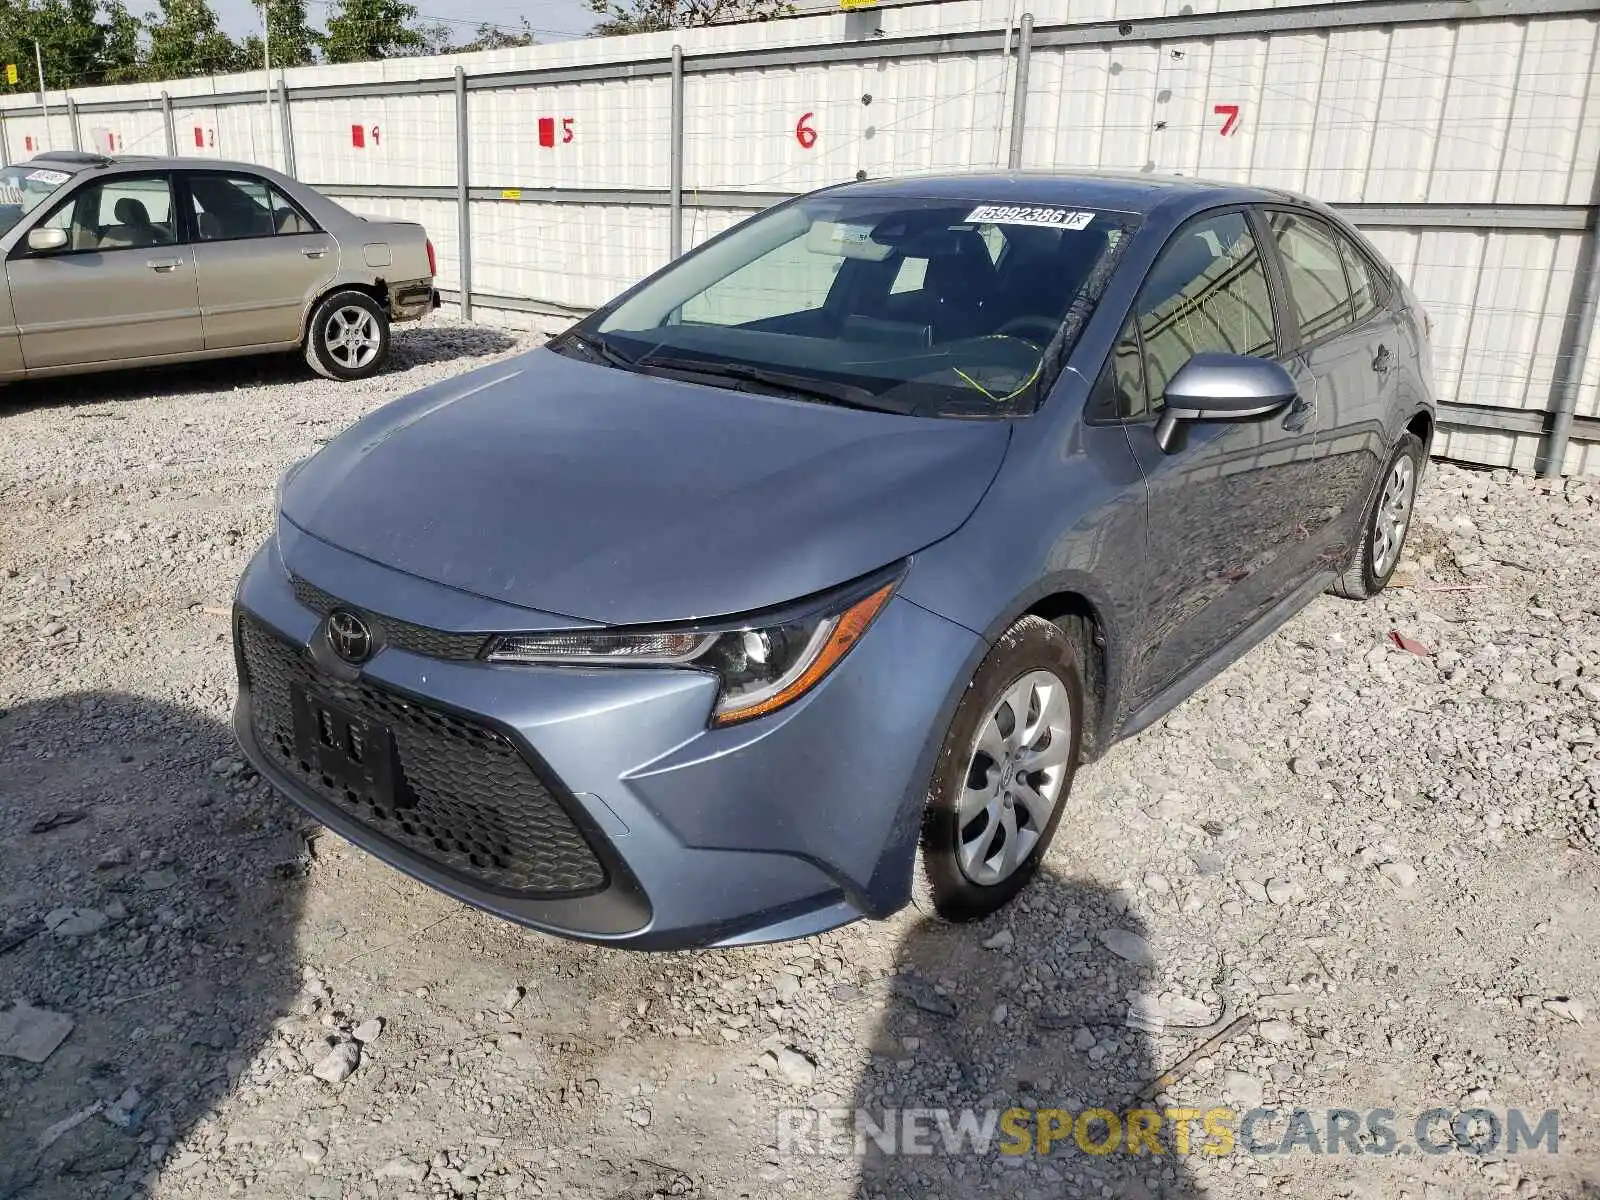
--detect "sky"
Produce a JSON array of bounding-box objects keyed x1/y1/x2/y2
[{"x1": 210, "y1": 0, "x2": 600, "y2": 44}]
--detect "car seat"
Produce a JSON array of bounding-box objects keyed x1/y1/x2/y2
[{"x1": 101, "y1": 196, "x2": 158, "y2": 249}]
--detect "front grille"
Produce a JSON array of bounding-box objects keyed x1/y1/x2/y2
[
  {"x1": 291, "y1": 576, "x2": 489, "y2": 662},
  {"x1": 239, "y1": 614, "x2": 606, "y2": 896}
]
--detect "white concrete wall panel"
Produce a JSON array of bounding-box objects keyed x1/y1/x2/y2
[
  {"x1": 471, "y1": 78, "x2": 671, "y2": 191},
  {"x1": 291, "y1": 93, "x2": 456, "y2": 187},
  {"x1": 470, "y1": 200, "x2": 670, "y2": 309},
  {"x1": 684, "y1": 62, "x2": 875, "y2": 194}
]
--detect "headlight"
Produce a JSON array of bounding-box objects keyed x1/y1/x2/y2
[{"x1": 483, "y1": 573, "x2": 901, "y2": 727}]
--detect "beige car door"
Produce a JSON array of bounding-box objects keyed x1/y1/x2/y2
[
  {"x1": 6, "y1": 172, "x2": 202, "y2": 370},
  {"x1": 185, "y1": 172, "x2": 336, "y2": 349}
]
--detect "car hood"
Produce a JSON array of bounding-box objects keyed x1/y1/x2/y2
[{"x1": 280, "y1": 348, "x2": 1012, "y2": 625}]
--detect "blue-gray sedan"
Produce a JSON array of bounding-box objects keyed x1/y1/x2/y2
[{"x1": 233, "y1": 172, "x2": 1436, "y2": 949}]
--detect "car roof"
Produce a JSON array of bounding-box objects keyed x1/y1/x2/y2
[
  {"x1": 825, "y1": 170, "x2": 1295, "y2": 215},
  {"x1": 21, "y1": 151, "x2": 291, "y2": 177}
]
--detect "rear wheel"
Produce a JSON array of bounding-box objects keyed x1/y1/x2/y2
[
  {"x1": 913, "y1": 615, "x2": 1083, "y2": 923},
  {"x1": 305, "y1": 290, "x2": 390, "y2": 381},
  {"x1": 1329, "y1": 431, "x2": 1423, "y2": 600}
]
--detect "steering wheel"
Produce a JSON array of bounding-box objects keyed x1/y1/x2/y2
[{"x1": 995, "y1": 316, "x2": 1061, "y2": 344}]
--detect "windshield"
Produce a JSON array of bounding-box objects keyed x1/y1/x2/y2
[
  {"x1": 569, "y1": 194, "x2": 1134, "y2": 418},
  {"x1": 0, "y1": 164, "x2": 76, "y2": 240}
]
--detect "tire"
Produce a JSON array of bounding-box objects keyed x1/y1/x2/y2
[
  {"x1": 1329, "y1": 431, "x2": 1424, "y2": 600},
  {"x1": 912, "y1": 615, "x2": 1084, "y2": 923},
  {"x1": 305, "y1": 290, "x2": 390, "y2": 381}
]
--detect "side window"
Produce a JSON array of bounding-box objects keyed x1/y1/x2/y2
[
  {"x1": 1339, "y1": 236, "x2": 1385, "y2": 325},
  {"x1": 1135, "y1": 210, "x2": 1276, "y2": 411},
  {"x1": 1269, "y1": 211, "x2": 1355, "y2": 344},
  {"x1": 37, "y1": 176, "x2": 176, "y2": 252},
  {"x1": 1088, "y1": 316, "x2": 1148, "y2": 421},
  {"x1": 190, "y1": 174, "x2": 314, "y2": 241}
]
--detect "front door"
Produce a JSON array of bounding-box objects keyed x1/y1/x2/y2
[
  {"x1": 1106, "y1": 209, "x2": 1322, "y2": 709},
  {"x1": 6, "y1": 172, "x2": 202, "y2": 370},
  {"x1": 184, "y1": 172, "x2": 336, "y2": 349}
]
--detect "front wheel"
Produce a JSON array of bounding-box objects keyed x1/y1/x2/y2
[
  {"x1": 913, "y1": 615, "x2": 1083, "y2": 923},
  {"x1": 305, "y1": 290, "x2": 390, "y2": 381},
  {"x1": 1329, "y1": 431, "x2": 1423, "y2": 600}
]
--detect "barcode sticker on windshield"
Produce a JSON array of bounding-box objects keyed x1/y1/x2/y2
[
  {"x1": 965, "y1": 205, "x2": 1095, "y2": 230},
  {"x1": 25, "y1": 168, "x2": 71, "y2": 186}
]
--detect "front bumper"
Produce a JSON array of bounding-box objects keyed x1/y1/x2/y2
[{"x1": 232, "y1": 525, "x2": 983, "y2": 950}]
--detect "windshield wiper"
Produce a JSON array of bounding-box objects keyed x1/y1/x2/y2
[
  {"x1": 634, "y1": 355, "x2": 906, "y2": 413},
  {"x1": 558, "y1": 329, "x2": 638, "y2": 370}
]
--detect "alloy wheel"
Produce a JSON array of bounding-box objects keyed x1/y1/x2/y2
[
  {"x1": 1371, "y1": 455, "x2": 1416, "y2": 577},
  {"x1": 325, "y1": 306, "x2": 381, "y2": 370},
  {"x1": 956, "y1": 669, "x2": 1072, "y2": 886}
]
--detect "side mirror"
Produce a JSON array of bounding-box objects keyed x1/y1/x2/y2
[
  {"x1": 27, "y1": 227, "x2": 69, "y2": 253},
  {"x1": 1154, "y1": 352, "x2": 1299, "y2": 453}
]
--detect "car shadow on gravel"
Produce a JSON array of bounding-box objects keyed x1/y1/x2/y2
[
  {"x1": 0, "y1": 692, "x2": 307, "y2": 1200},
  {"x1": 849, "y1": 869, "x2": 1202, "y2": 1200},
  {"x1": 0, "y1": 322, "x2": 523, "y2": 415}
]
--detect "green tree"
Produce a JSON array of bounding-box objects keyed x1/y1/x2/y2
[
  {"x1": 0, "y1": 0, "x2": 144, "y2": 90},
  {"x1": 413, "y1": 17, "x2": 537, "y2": 54},
  {"x1": 587, "y1": 0, "x2": 789, "y2": 35},
  {"x1": 237, "y1": 0, "x2": 320, "y2": 73},
  {"x1": 100, "y1": 0, "x2": 143, "y2": 80},
  {"x1": 321, "y1": 0, "x2": 424, "y2": 63},
  {"x1": 264, "y1": 0, "x2": 319, "y2": 67},
  {"x1": 144, "y1": 0, "x2": 245, "y2": 78}
]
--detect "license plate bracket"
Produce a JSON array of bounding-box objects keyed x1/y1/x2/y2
[{"x1": 290, "y1": 684, "x2": 396, "y2": 808}]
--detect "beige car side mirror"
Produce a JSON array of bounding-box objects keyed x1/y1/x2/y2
[{"x1": 26, "y1": 227, "x2": 69, "y2": 253}]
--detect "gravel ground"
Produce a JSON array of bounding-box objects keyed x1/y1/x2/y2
[{"x1": 2, "y1": 318, "x2": 1598, "y2": 1200}]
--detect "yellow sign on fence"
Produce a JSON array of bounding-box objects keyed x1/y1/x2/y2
[
  {"x1": 4, "y1": 64, "x2": 17, "y2": 86},
  {"x1": 839, "y1": 0, "x2": 880, "y2": 9}
]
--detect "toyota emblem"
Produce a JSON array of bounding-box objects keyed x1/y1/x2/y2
[{"x1": 326, "y1": 609, "x2": 374, "y2": 664}]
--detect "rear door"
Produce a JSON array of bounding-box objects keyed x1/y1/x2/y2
[
  {"x1": 1095, "y1": 208, "x2": 1321, "y2": 708},
  {"x1": 6, "y1": 171, "x2": 201, "y2": 369},
  {"x1": 1263, "y1": 208, "x2": 1399, "y2": 567},
  {"x1": 183, "y1": 171, "x2": 336, "y2": 349}
]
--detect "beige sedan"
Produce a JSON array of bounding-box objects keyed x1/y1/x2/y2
[{"x1": 0, "y1": 151, "x2": 436, "y2": 383}]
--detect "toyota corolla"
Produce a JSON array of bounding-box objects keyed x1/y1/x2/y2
[{"x1": 233, "y1": 172, "x2": 1435, "y2": 948}]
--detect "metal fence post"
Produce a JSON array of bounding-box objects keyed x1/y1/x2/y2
[
  {"x1": 1539, "y1": 219, "x2": 1600, "y2": 476},
  {"x1": 277, "y1": 77, "x2": 297, "y2": 177},
  {"x1": 161, "y1": 91, "x2": 176, "y2": 156},
  {"x1": 0, "y1": 111, "x2": 9, "y2": 167},
  {"x1": 1007, "y1": 14, "x2": 1034, "y2": 170},
  {"x1": 66, "y1": 95, "x2": 81, "y2": 151},
  {"x1": 670, "y1": 44, "x2": 684, "y2": 260},
  {"x1": 455, "y1": 66, "x2": 473, "y2": 321}
]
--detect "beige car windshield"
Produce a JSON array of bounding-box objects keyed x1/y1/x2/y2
[{"x1": 0, "y1": 165, "x2": 74, "y2": 238}]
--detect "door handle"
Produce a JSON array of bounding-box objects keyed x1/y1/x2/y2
[
  {"x1": 302, "y1": 248, "x2": 328, "y2": 259},
  {"x1": 146, "y1": 258, "x2": 183, "y2": 272},
  {"x1": 1372, "y1": 344, "x2": 1393, "y2": 373}
]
